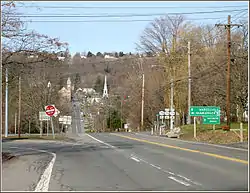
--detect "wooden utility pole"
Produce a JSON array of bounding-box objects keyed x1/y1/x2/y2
[
  {"x1": 215, "y1": 15, "x2": 242, "y2": 130},
  {"x1": 18, "y1": 76, "x2": 21, "y2": 138},
  {"x1": 141, "y1": 73, "x2": 145, "y2": 131},
  {"x1": 187, "y1": 41, "x2": 191, "y2": 125},
  {"x1": 0, "y1": 61, "x2": 2, "y2": 135}
]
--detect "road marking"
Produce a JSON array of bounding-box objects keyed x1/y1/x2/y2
[
  {"x1": 168, "y1": 176, "x2": 191, "y2": 187},
  {"x1": 177, "y1": 174, "x2": 202, "y2": 186},
  {"x1": 111, "y1": 133, "x2": 248, "y2": 165},
  {"x1": 86, "y1": 134, "x2": 116, "y2": 149},
  {"x1": 135, "y1": 132, "x2": 248, "y2": 152},
  {"x1": 167, "y1": 171, "x2": 175, "y2": 175},
  {"x1": 150, "y1": 163, "x2": 161, "y2": 170},
  {"x1": 130, "y1": 157, "x2": 140, "y2": 162},
  {"x1": 130, "y1": 153, "x2": 201, "y2": 187},
  {"x1": 85, "y1": 135, "x2": 201, "y2": 187},
  {"x1": 9, "y1": 147, "x2": 56, "y2": 191},
  {"x1": 35, "y1": 153, "x2": 56, "y2": 192}
]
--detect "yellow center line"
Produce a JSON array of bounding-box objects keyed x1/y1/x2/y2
[{"x1": 111, "y1": 133, "x2": 248, "y2": 165}]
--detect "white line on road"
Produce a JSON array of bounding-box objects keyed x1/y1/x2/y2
[
  {"x1": 166, "y1": 171, "x2": 175, "y2": 175},
  {"x1": 86, "y1": 134, "x2": 202, "y2": 187},
  {"x1": 85, "y1": 134, "x2": 116, "y2": 149},
  {"x1": 130, "y1": 154, "x2": 202, "y2": 187},
  {"x1": 130, "y1": 157, "x2": 140, "y2": 162},
  {"x1": 34, "y1": 153, "x2": 56, "y2": 192},
  {"x1": 9, "y1": 147, "x2": 56, "y2": 192},
  {"x1": 149, "y1": 163, "x2": 161, "y2": 170},
  {"x1": 168, "y1": 176, "x2": 191, "y2": 187},
  {"x1": 177, "y1": 174, "x2": 202, "y2": 186}
]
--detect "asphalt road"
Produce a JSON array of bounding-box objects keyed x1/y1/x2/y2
[
  {"x1": 2, "y1": 130, "x2": 248, "y2": 191},
  {"x1": 71, "y1": 95, "x2": 83, "y2": 134},
  {"x1": 2, "y1": 94, "x2": 248, "y2": 191}
]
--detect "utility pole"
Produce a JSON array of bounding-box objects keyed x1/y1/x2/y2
[
  {"x1": 120, "y1": 98, "x2": 123, "y2": 130},
  {"x1": 18, "y1": 76, "x2": 21, "y2": 138},
  {"x1": 141, "y1": 73, "x2": 145, "y2": 131},
  {"x1": 15, "y1": 112, "x2": 17, "y2": 135},
  {"x1": 215, "y1": 15, "x2": 243, "y2": 130},
  {"x1": 187, "y1": 41, "x2": 191, "y2": 125},
  {"x1": 170, "y1": 79, "x2": 174, "y2": 131},
  {"x1": 5, "y1": 68, "x2": 8, "y2": 137},
  {"x1": 0, "y1": 60, "x2": 2, "y2": 136}
]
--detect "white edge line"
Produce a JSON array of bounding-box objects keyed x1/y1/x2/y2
[
  {"x1": 9, "y1": 147, "x2": 56, "y2": 192},
  {"x1": 134, "y1": 133, "x2": 248, "y2": 152},
  {"x1": 85, "y1": 134, "x2": 116, "y2": 149},
  {"x1": 35, "y1": 153, "x2": 56, "y2": 192},
  {"x1": 168, "y1": 176, "x2": 191, "y2": 187}
]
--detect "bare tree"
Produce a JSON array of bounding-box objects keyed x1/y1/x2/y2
[{"x1": 136, "y1": 15, "x2": 185, "y2": 54}]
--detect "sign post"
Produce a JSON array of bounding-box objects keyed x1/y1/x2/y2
[
  {"x1": 29, "y1": 116, "x2": 31, "y2": 136},
  {"x1": 45, "y1": 105, "x2": 56, "y2": 139},
  {"x1": 51, "y1": 117, "x2": 55, "y2": 139},
  {"x1": 194, "y1": 117, "x2": 196, "y2": 138},
  {"x1": 240, "y1": 122, "x2": 243, "y2": 142}
]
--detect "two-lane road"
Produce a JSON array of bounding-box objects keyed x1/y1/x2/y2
[{"x1": 2, "y1": 132, "x2": 248, "y2": 191}]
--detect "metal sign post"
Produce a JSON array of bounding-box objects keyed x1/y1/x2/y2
[
  {"x1": 51, "y1": 116, "x2": 55, "y2": 139},
  {"x1": 194, "y1": 117, "x2": 197, "y2": 138}
]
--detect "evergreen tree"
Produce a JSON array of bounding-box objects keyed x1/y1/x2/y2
[
  {"x1": 107, "y1": 109, "x2": 121, "y2": 131},
  {"x1": 118, "y1": 51, "x2": 124, "y2": 57},
  {"x1": 114, "y1": 52, "x2": 119, "y2": 58},
  {"x1": 87, "y1": 51, "x2": 94, "y2": 57},
  {"x1": 96, "y1": 52, "x2": 103, "y2": 57}
]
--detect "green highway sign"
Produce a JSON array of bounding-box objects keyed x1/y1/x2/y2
[
  {"x1": 203, "y1": 116, "x2": 220, "y2": 124},
  {"x1": 189, "y1": 106, "x2": 220, "y2": 117}
]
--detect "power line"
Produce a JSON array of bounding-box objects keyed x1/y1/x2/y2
[
  {"x1": 21, "y1": 17, "x2": 226, "y2": 23},
  {"x1": 15, "y1": 5, "x2": 248, "y2": 9},
  {"x1": 7, "y1": 9, "x2": 248, "y2": 18},
  {"x1": 231, "y1": 10, "x2": 248, "y2": 22}
]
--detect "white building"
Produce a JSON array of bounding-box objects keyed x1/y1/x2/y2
[{"x1": 58, "y1": 77, "x2": 72, "y2": 103}]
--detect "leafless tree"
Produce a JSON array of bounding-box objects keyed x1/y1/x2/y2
[{"x1": 136, "y1": 15, "x2": 185, "y2": 54}]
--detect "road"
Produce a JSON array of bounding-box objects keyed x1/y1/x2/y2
[
  {"x1": 2, "y1": 131, "x2": 248, "y2": 191},
  {"x1": 2, "y1": 95, "x2": 248, "y2": 191},
  {"x1": 71, "y1": 95, "x2": 83, "y2": 134}
]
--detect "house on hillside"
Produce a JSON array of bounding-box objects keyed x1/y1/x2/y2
[{"x1": 104, "y1": 55, "x2": 116, "y2": 59}]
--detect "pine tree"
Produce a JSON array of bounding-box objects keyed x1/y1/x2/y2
[
  {"x1": 87, "y1": 51, "x2": 94, "y2": 57},
  {"x1": 96, "y1": 52, "x2": 103, "y2": 57},
  {"x1": 119, "y1": 51, "x2": 124, "y2": 57}
]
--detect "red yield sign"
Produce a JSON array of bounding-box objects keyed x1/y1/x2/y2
[{"x1": 45, "y1": 105, "x2": 55, "y2": 117}]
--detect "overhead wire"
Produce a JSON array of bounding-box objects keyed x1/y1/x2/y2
[
  {"x1": 21, "y1": 17, "x2": 226, "y2": 23},
  {"x1": 14, "y1": 5, "x2": 248, "y2": 9},
  {"x1": 7, "y1": 8, "x2": 248, "y2": 18}
]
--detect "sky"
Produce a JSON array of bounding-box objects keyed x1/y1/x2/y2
[{"x1": 14, "y1": 1, "x2": 249, "y2": 55}]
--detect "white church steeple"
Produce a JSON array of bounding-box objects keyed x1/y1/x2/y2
[
  {"x1": 67, "y1": 77, "x2": 71, "y2": 90},
  {"x1": 102, "y1": 75, "x2": 108, "y2": 98}
]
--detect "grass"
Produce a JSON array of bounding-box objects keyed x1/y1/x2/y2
[{"x1": 179, "y1": 122, "x2": 248, "y2": 144}]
